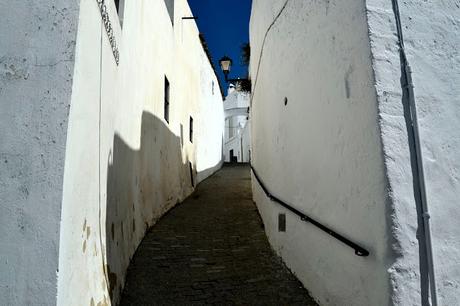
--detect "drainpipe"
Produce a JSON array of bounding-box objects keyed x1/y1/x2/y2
[{"x1": 391, "y1": 1, "x2": 437, "y2": 305}]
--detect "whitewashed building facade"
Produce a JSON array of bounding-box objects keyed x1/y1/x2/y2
[
  {"x1": 0, "y1": 0, "x2": 224, "y2": 305},
  {"x1": 249, "y1": 1, "x2": 460, "y2": 305},
  {"x1": 224, "y1": 84, "x2": 251, "y2": 163}
]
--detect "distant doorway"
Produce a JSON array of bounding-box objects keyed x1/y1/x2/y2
[{"x1": 230, "y1": 150, "x2": 237, "y2": 163}]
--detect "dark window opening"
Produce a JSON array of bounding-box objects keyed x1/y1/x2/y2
[
  {"x1": 164, "y1": 77, "x2": 170, "y2": 123},
  {"x1": 189, "y1": 116, "x2": 193, "y2": 143},
  {"x1": 189, "y1": 162, "x2": 194, "y2": 188},
  {"x1": 164, "y1": 0, "x2": 175, "y2": 25}
]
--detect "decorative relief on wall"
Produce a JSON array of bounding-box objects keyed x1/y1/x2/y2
[{"x1": 96, "y1": 0, "x2": 120, "y2": 65}]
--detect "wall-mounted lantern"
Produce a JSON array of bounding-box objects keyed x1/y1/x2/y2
[
  {"x1": 219, "y1": 55, "x2": 251, "y2": 92},
  {"x1": 219, "y1": 56, "x2": 233, "y2": 81}
]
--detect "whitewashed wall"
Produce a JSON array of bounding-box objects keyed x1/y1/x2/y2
[
  {"x1": 242, "y1": 120, "x2": 251, "y2": 162},
  {"x1": 0, "y1": 2, "x2": 80, "y2": 305},
  {"x1": 250, "y1": 0, "x2": 460, "y2": 305},
  {"x1": 56, "y1": 0, "x2": 224, "y2": 305},
  {"x1": 224, "y1": 88, "x2": 251, "y2": 162},
  {"x1": 250, "y1": 0, "x2": 393, "y2": 305},
  {"x1": 196, "y1": 54, "x2": 225, "y2": 183},
  {"x1": 367, "y1": 1, "x2": 460, "y2": 304}
]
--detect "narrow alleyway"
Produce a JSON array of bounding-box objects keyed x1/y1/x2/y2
[{"x1": 120, "y1": 164, "x2": 317, "y2": 305}]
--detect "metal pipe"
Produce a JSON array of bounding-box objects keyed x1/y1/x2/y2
[{"x1": 391, "y1": 1, "x2": 437, "y2": 305}]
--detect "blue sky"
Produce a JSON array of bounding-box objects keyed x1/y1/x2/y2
[{"x1": 187, "y1": 0, "x2": 252, "y2": 94}]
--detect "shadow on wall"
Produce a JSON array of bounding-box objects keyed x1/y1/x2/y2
[{"x1": 104, "y1": 111, "x2": 194, "y2": 304}]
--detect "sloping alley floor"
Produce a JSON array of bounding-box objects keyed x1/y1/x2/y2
[{"x1": 120, "y1": 164, "x2": 317, "y2": 305}]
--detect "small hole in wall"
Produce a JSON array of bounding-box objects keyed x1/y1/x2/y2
[{"x1": 284, "y1": 97, "x2": 288, "y2": 106}]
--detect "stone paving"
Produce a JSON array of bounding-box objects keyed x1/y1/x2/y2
[{"x1": 120, "y1": 164, "x2": 317, "y2": 305}]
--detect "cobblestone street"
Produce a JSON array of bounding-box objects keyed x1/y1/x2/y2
[{"x1": 120, "y1": 164, "x2": 317, "y2": 305}]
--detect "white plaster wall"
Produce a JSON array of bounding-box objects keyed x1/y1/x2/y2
[
  {"x1": 242, "y1": 120, "x2": 251, "y2": 162},
  {"x1": 224, "y1": 88, "x2": 251, "y2": 162},
  {"x1": 251, "y1": 0, "x2": 460, "y2": 305},
  {"x1": 0, "y1": 1, "x2": 80, "y2": 305},
  {"x1": 223, "y1": 121, "x2": 251, "y2": 163},
  {"x1": 367, "y1": 1, "x2": 460, "y2": 304},
  {"x1": 57, "y1": 0, "x2": 223, "y2": 305},
  {"x1": 196, "y1": 49, "x2": 225, "y2": 183},
  {"x1": 224, "y1": 135, "x2": 241, "y2": 162},
  {"x1": 250, "y1": 0, "x2": 393, "y2": 305},
  {"x1": 225, "y1": 86, "x2": 251, "y2": 110}
]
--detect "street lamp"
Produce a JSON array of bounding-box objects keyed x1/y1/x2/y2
[
  {"x1": 219, "y1": 55, "x2": 251, "y2": 92},
  {"x1": 219, "y1": 56, "x2": 233, "y2": 81}
]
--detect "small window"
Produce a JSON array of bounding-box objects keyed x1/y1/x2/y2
[
  {"x1": 164, "y1": 0, "x2": 175, "y2": 25},
  {"x1": 114, "y1": 0, "x2": 125, "y2": 26},
  {"x1": 189, "y1": 116, "x2": 193, "y2": 143},
  {"x1": 189, "y1": 162, "x2": 194, "y2": 187},
  {"x1": 164, "y1": 77, "x2": 170, "y2": 123}
]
